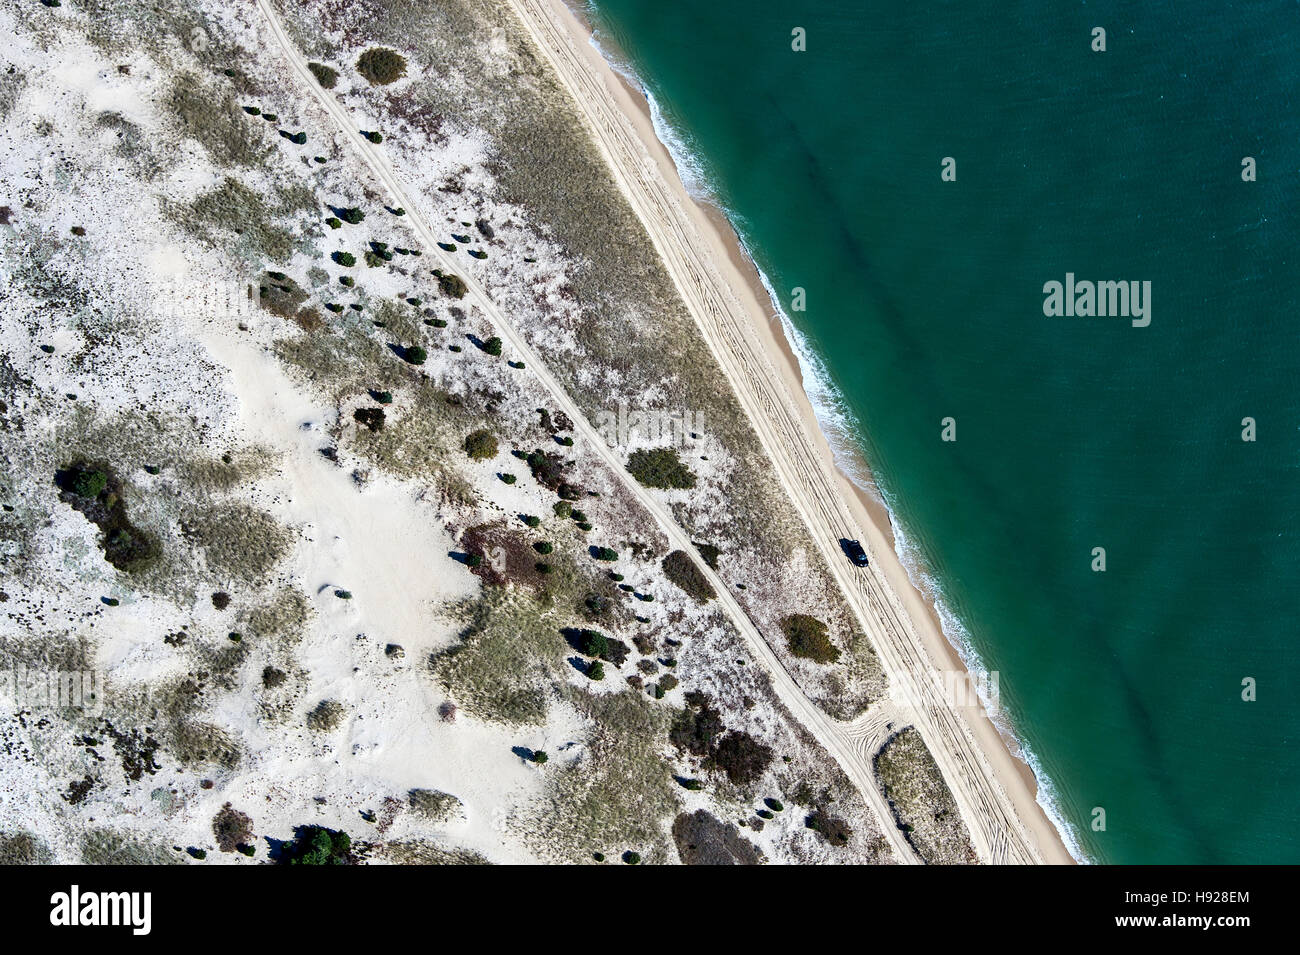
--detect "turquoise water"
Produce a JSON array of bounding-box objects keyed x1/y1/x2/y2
[{"x1": 581, "y1": 0, "x2": 1300, "y2": 863}]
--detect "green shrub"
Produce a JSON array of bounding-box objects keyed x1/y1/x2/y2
[
  {"x1": 693, "y1": 542, "x2": 721, "y2": 570},
  {"x1": 710, "y1": 731, "x2": 773, "y2": 786},
  {"x1": 281, "y1": 826, "x2": 353, "y2": 865},
  {"x1": 553, "y1": 501, "x2": 572, "y2": 519},
  {"x1": 627, "y1": 448, "x2": 696, "y2": 490},
  {"x1": 533, "y1": 541, "x2": 553, "y2": 555},
  {"x1": 587, "y1": 660, "x2": 605, "y2": 681},
  {"x1": 325, "y1": 217, "x2": 342, "y2": 229},
  {"x1": 356, "y1": 47, "x2": 407, "y2": 85},
  {"x1": 307, "y1": 62, "x2": 338, "y2": 89},
  {"x1": 71, "y1": 469, "x2": 108, "y2": 499},
  {"x1": 403, "y1": 345, "x2": 427, "y2": 365},
  {"x1": 500, "y1": 473, "x2": 516, "y2": 484},
  {"x1": 438, "y1": 273, "x2": 468, "y2": 299},
  {"x1": 779, "y1": 614, "x2": 840, "y2": 664},
  {"x1": 483, "y1": 336, "x2": 503, "y2": 356},
  {"x1": 662, "y1": 550, "x2": 715, "y2": 603},
  {"x1": 622, "y1": 851, "x2": 641, "y2": 865},
  {"x1": 804, "y1": 809, "x2": 852, "y2": 847},
  {"x1": 592, "y1": 547, "x2": 618, "y2": 561},
  {"x1": 523, "y1": 515, "x2": 541, "y2": 528},
  {"x1": 332, "y1": 251, "x2": 355, "y2": 267},
  {"x1": 464, "y1": 429, "x2": 498, "y2": 460},
  {"x1": 353, "y1": 407, "x2": 385, "y2": 432},
  {"x1": 533, "y1": 750, "x2": 549, "y2": 764},
  {"x1": 579, "y1": 629, "x2": 608, "y2": 658},
  {"x1": 339, "y1": 207, "x2": 364, "y2": 224}
]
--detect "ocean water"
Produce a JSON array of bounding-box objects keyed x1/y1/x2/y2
[{"x1": 580, "y1": 0, "x2": 1300, "y2": 863}]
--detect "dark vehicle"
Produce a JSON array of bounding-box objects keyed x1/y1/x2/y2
[{"x1": 840, "y1": 538, "x2": 869, "y2": 567}]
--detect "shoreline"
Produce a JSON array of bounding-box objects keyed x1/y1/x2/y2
[{"x1": 512, "y1": 0, "x2": 1076, "y2": 863}]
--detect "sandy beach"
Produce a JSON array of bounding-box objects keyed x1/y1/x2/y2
[{"x1": 507, "y1": 0, "x2": 1075, "y2": 864}]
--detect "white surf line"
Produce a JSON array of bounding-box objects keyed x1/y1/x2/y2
[
  {"x1": 506, "y1": 0, "x2": 1051, "y2": 863},
  {"x1": 251, "y1": 0, "x2": 921, "y2": 863}
]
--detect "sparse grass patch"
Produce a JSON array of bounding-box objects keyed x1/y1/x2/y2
[
  {"x1": 875, "y1": 728, "x2": 976, "y2": 864},
  {"x1": 431, "y1": 592, "x2": 567, "y2": 726},
  {"x1": 531, "y1": 687, "x2": 678, "y2": 863},
  {"x1": 180, "y1": 502, "x2": 291, "y2": 584}
]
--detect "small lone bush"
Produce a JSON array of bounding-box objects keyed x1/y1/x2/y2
[
  {"x1": 332, "y1": 251, "x2": 355, "y2": 267},
  {"x1": 403, "y1": 345, "x2": 427, "y2": 365},
  {"x1": 662, "y1": 550, "x2": 715, "y2": 603},
  {"x1": 482, "y1": 336, "x2": 502, "y2": 356},
  {"x1": 356, "y1": 47, "x2": 407, "y2": 85},
  {"x1": 627, "y1": 448, "x2": 696, "y2": 490},
  {"x1": 464, "y1": 429, "x2": 498, "y2": 461},
  {"x1": 438, "y1": 273, "x2": 468, "y2": 299},
  {"x1": 780, "y1": 614, "x2": 840, "y2": 664},
  {"x1": 307, "y1": 62, "x2": 338, "y2": 89}
]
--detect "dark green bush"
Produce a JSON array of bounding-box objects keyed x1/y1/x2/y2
[
  {"x1": 779, "y1": 614, "x2": 840, "y2": 664},
  {"x1": 483, "y1": 336, "x2": 503, "y2": 356},
  {"x1": 464, "y1": 429, "x2": 498, "y2": 460},
  {"x1": 307, "y1": 62, "x2": 338, "y2": 89},
  {"x1": 627, "y1": 448, "x2": 696, "y2": 490},
  {"x1": 438, "y1": 273, "x2": 468, "y2": 299},
  {"x1": 339, "y1": 207, "x2": 364, "y2": 224},
  {"x1": 332, "y1": 251, "x2": 355, "y2": 267},
  {"x1": 353, "y1": 407, "x2": 385, "y2": 432},
  {"x1": 403, "y1": 345, "x2": 427, "y2": 365},
  {"x1": 662, "y1": 550, "x2": 715, "y2": 603},
  {"x1": 356, "y1": 47, "x2": 407, "y2": 85},
  {"x1": 281, "y1": 826, "x2": 353, "y2": 865},
  {"x1": 710, "y1": 731, "x2": 774, "y2": 786}
]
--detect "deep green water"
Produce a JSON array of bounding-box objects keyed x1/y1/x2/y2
[{"x1": 581, "y1": 0, "x2": 1300, "y2": 863}]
